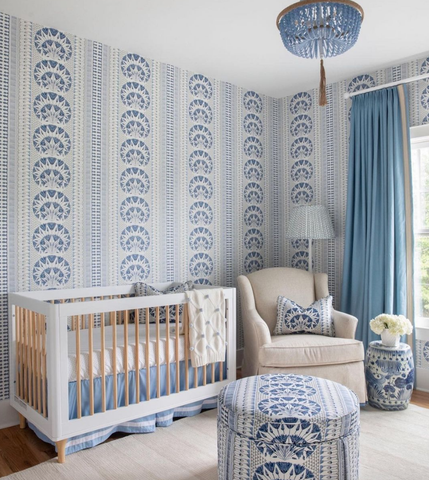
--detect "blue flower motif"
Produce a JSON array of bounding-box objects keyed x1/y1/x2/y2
[
  {"x1": 290, "y1": 137, "x2": 313, "y2": 159},
  {"x1": 244, "y1": 206, "x2": 264, "y2": 227},
  {"x1": 33, "y1": 157, "x2": 71, "y2": 189},
  {"x1": 289, "y1": 92, "x2": 312, "y2": 115},
  {"x1": 347, "y1": 74, "x2": 376, "y2": 93},
  {"x1": 291, "y1": 160, "x2": 313, "y2": 182},
  {"x1": 121, "y1": 54, "x2": 151, "y2": 82},
  {"x1": 243, "y1": 91, "x2": 263, "y2": 113},
  {"x1": 421, "y1": 86, "x2": 429, "y2": 110},
  {"x1": 290, "y1": 115, "x2": 313, "y2": 136},
  {"x1": 189, "y1": 74, "x2": 213, "y2": 99},
  {"x1": 290, "y1": 183, "x2": 314, "y2": 205},
  {"x1": 120, "y1": 168, "x2": 150, "y2": 195},
  {"x1": 121, "y1": 82, "x2": 150, "y2": 110},
  {"x1": 244, "y1": 182, "x2": 264, "y2": 204},
  {"x1": 244, "y1": 252, "x2": 264, "y2": 273},
  {"x1": 253, "y1": 462, "x2": 315, "y2": 480},
  {"x1": 32, "y1": 223, "x2": 71, "y2": 254},
  {"x1": 189, "y1": 227, "x2": 213, "y2": 251},
  {"x1": 120, "y1": 110, "x2": 150, "y2": 138},
  {"x1": 244, "y1": 137, "x2": 263, "y2": 158},
  {"x1": 34, "y1": 28, "x2": 72, "y2": 61},
  {"x1": 120, "y1": 197, "x2": 150, "y2": 224},
  {"x1": 188, "y1": 176, "x2": 213, "y2": 200},
  {"x1": 258, "y1": 397, "x2": 321, "y2": 418},
  {"x1": 189, "y1": 100, "x2": 212, "y2": 124},
  {"x1": 120, "y1": 225, "x2": 150, "y2": 253},
  {"x1": 33, "y1": 255, "x2": 71, "y2": 287},
  {"x1": 189, "y1": 150, "x2": 213, "y2": 175},
  {"x1": 189, "y1": 125, "x2": 213, "y2": 149},
  {"x1": 33, "y1": 92, "x2": 71, "y2": 125},
  {"x1": 188, "y1": 201, "x2": 213, "y2": 226},
  {"x1": 120, "y1": 139, "x2": 150, "y2": 167},
  {"x1": 120, "y1": 254, "x2": 150, "y2": 282},
  {"x1": 244, "y1": 159, "x2": 263, "y2": 181},
  {"x1": 255, "y1": 419, "x2": 321, "y2": 460},
  {"x1": 189, "y1": 253, "x2": 214, "y2": 277},
  {"x1": 33, "y1": 190, "x2": 70, "y2": 221},
  {"x1": 33, "y1": 125, "x2": 71, "y2": 157},
  {"x1": 243, "y1": 114, "x2": 263, "y2": 136},
  {"x1": 244, "y1": 229, "x2": 264, "y2": 250},
  {"x1": 34, "y1": 60, "x2": 72, "y2": 93}
]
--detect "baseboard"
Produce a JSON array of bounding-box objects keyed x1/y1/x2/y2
[{"x1": 0, "y1": 399, "x2": 19, "y2": 429}]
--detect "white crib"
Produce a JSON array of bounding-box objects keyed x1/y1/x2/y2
[{"x1": 8, "y1": 283, "x2": 236, "y2": 462}]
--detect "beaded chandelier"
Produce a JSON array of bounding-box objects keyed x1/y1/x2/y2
[{"x1": 277, "y1": 0, "x2": 364, "y2": 106}]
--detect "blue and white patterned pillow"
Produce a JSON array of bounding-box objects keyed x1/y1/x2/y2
[
  {"x1": 134, "y1": 281, "x2": 193, "y2": 323},
  {"x1": 274, "y1": 295, "x2": 334, "y2": 336}
]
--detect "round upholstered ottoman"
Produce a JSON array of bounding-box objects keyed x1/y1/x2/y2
[{"x1": 218, "y1": 374, "x2": 360, "y2": 480}]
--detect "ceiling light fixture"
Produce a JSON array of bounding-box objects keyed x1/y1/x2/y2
[{"x1": 277, "y1": 0, "x2": 364, "y2": 106}]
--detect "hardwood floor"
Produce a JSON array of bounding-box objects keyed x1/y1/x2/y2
[{"x1": 1, "y1": 388, "x2": 428, "y2": 477}]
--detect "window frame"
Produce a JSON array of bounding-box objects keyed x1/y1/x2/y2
[{"x1": 411, "y1": 124, "x2": 429, "y2": 328}]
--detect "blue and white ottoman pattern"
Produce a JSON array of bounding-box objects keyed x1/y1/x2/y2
[{"x1": 218, "y1": 374, "x2": 360, "y2": 480}]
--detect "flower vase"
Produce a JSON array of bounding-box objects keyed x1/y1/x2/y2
[{"x1": 380, "y1": 329, "x2": 400, "y2": 347}]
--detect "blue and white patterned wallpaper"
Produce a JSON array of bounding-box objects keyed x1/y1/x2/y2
[
  {"x1": 0, "y1": 12, "x2": 281, "y2": 400},
  {"x1": 1, "y1": 10, "x2": 429, "y2": 401}
]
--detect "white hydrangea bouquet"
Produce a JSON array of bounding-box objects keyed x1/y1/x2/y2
[{"x1": 370, "y1": 314, "x2": 413, "y2": 347}]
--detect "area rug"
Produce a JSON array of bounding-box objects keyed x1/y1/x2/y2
[{"x1": 4, "y1": 404, "x2": 429, "y2": 479}]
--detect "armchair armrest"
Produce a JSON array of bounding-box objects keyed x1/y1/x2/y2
[
  {"x1": 332, "y1": 309, "x2": 358, "y2": 339},
  {"x1": 237, "y1": 274, "x2": 272, "y2": 376},
  {"x1": 245, "y1": 307, "x2": 272, "y2": 347}
]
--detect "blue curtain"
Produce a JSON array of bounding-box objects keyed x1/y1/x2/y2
[{"x1": 341, "y1": 86, "x2": 413, "y2": 349}]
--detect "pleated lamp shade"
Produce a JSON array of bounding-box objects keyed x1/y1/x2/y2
[{"x1": 286, "y1": 205, "x2": 335, "y2": 239}]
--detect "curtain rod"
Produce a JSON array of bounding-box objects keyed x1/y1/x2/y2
[{"x1": 343, "y1": 72, "x2": 429, "y2": 99}]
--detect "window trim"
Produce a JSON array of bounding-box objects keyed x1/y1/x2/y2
[{"x1": 411, "y1": 124, "x2": 429, "y2": 327}]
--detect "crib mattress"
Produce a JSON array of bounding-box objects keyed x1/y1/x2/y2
[{"x1": 67, "y1": 324, "x2": 185, "y2": 382}]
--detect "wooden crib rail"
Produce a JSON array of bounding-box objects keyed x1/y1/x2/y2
[{"x1": 14, "y1": 307, "x2": 47, "y2": 418}]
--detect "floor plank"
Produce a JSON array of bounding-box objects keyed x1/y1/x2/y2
[{"x1": 1, "y1": 384, "x2": 428, "y2": 476}]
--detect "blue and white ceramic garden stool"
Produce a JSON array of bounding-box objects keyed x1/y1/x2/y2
[
  {"x1": 365, "y1": 341, "x2": 414, "y2": 411},
  {"x1": 217, "y1": 374, "x2": 360, "y2": 480}
]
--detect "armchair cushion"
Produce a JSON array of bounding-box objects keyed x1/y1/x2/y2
[
  {"x1": 259, "y1": 334, "x2": 364, "y2": 369},
  {"x1": 274, "y1": 295, "x2": 334, "y2": 337}
]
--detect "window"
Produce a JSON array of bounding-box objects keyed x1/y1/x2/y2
[{"x1": 411, "y1": 125, "x2": 429, "y2": 328}]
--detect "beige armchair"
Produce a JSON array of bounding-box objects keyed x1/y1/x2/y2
[{"x1": 238, "y1": 267, "x2": 367, "y2": 403}]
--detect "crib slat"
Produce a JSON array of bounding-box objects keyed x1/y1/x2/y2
[
  {"x1": 134, "y1": 309, "x2": 139, "y2": 404},
  {"x1": 156, "y1": 307, "x2": 160, "y2": 399},
  {"x1": 184, "y1": 303, "x2": 189, "y2": 391},
  {"x1": 28, "y1": 311, "x2": 33, "y2": 407},
  {"x1": 100, "y1": 311, "x2": 106, "y2": 412},
  {"x1": 42, "y1": 315, "x2": 47, "y2": 418},
  {"x1": 23, "y1": 309, "x2": 27, "y2": 402},
  {"x1": 211, "y1": 363, "x2": 215, "y2": 384},
  {"x1": 203, "y1": 365, "x2": 207, "y2": 386},
  {"x1": 89, "y1": 313, "x2": 94, "y2": 416},
  {"x1": 145, "y1": 307, "x2": 150, "y2": 401},
  {"x1": 37, "y1": 313, "x2": 42, "y2": 413},
  {"x1": 76, "y1": 315, "x2": 81, "y2": 419},
  {"x1": 19, "y1": 307, "x2": 24, "y2": 399},
  {"x1": 111, "y1": 309, "x2": 118, "y2": 409},
  {"x1": 15, "y1": 307, "x2": 20, "y2": 398},
  {"x1": 124, "y1": 310, "x2": 129, "y2": 407},
  {"x1": 166, "y1": 306, "x2": 170, "y2": 396},
  {"x1": 32, "y1": 312, "x2": 37, "y2": 409},
  {"x1": 175, "y1": 306, "x2": 180, "y2": 393},
  {"x1": 194, "y1": 365, "x2": 198, "y2": 389}
]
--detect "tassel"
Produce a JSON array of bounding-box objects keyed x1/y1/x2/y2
[{"x1": 319, "y1": 59, "x2": 327, "y2": 107}]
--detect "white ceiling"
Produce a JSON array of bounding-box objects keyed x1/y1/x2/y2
[{"x1": 1, "y1": 0, "x2": 429, "y2": 98}]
